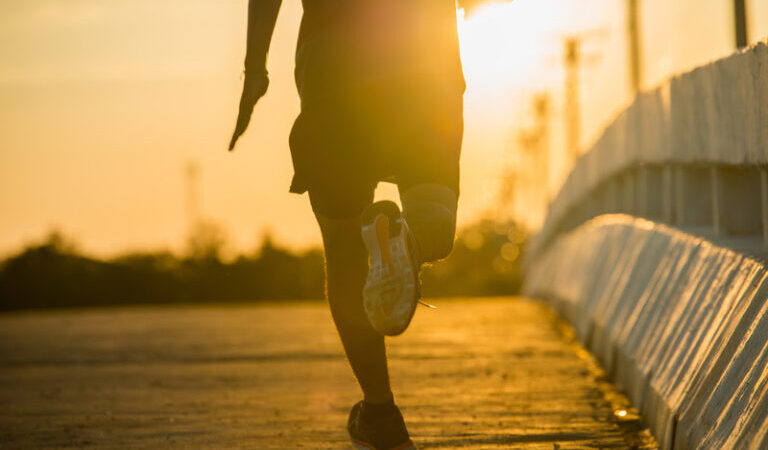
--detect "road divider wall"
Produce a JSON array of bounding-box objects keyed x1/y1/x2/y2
[{"x1": 524, "y1": 214, "x2": 768, "y2": 449}]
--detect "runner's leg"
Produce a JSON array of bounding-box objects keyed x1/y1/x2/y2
[
  {"x1": 312, "y1": 186, "x2": 394, "y2": 404},
  {"x1": 394, "y1": 78, "x2": 462, "y2": 265}
]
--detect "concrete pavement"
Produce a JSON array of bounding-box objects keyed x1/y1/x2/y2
[{"x1": 0, "y1": 298, "x2": 656, "y2": 449}]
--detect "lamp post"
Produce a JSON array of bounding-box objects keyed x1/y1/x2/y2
[
  {"x1": 564, "y1": 38, "x2": 580, "y2": 165},
  {"x1": 734, "y1": 0, "x2": 748, "y2": 48},
  {"x1": 626, "y1": 0, "x2": 642, "y2": 94}
]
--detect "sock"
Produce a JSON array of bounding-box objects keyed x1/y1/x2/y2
[{"x1": 363, "y1": 398, "x2": 397, "y2": 418}]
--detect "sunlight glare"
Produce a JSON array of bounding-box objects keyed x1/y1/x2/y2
[{"x1": 458, "y1": 2, "x2": 550, "y2": 90}]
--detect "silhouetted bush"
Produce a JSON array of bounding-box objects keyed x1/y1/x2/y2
[
  {"x1": 0, "y1": 220, "x2": 525, "y2": 311},
  {"x1": 0, "y1": 231, "x2": 325, "y2": 311}
]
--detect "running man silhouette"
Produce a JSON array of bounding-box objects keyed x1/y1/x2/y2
[{"x1": 229, "y1": 2, "x2": 464, "y2": 448}]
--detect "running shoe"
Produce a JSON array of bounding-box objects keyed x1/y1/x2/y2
[
  {"x1": 347, "y1": 401, "x2": 416, "y2": 450},
  {"x1": 361, "y1": 200, "x2": 420, "y2": 336}
]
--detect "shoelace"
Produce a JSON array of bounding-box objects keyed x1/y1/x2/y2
[{"x1": 418, "y1": 300, "x2": 437, "y2": 309}]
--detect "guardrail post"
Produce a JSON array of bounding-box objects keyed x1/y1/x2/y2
[
  {"x1": 598, "y1": 181, "x2": 611, "y2": 214},
  {"x1": 675, "y1": 166, "x2": 685, "y2": 226},
  {"x1": 676, "y1": 167, "x2": 712, "y2": 228},
  {"x1": 643, "y1": 166, "x2": 664, "y2": 221},
  {"x1": 711, "y1": 167, "x2": 722, "y2": 236},
  {"x1": 639, "y1": 166, "x2": 648, "y2": 217},
  {"x1": 761, "y1": 169, "x2": 768, "y2": 247},
  {"x1": 663, "y1": 166, "x2": 673, "y2": 223},
  {"x1": 719, "y1": 167, "x2": 762, "y2": 237},
  {"x1": 623, "y1": 171, "x2": 634, "y2": 214}
]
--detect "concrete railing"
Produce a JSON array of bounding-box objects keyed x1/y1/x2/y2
[
  {"x1": 524, "y1": 215, "x2": 768, "y2": 449},
  {"x1": 525, "y1": 40, "x2": 768, "y2": 449},
  {"x1": 531, "y1": 39, "x2": 768, "y2": 260}
]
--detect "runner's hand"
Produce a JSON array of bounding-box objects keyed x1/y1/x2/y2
[{"x1": 228, "y1": 72, "x2": 269, "y2": 151}]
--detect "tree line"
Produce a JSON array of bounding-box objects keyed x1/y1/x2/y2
[{"x1": 0, "y1": 219, "x2": 525, "y2": 311}]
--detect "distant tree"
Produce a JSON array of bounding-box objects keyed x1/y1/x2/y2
[
  {"x1": 0, "y1": 231, "x2": 111, "y2": 310},
  {"x1": 185, "y1": 220, "x2": 229, "y2": 262},
  {"x1": 0, "y1": 219, "x2": 527, "y2": 311},
  {"x1": 109, "y1": 251, "x2": 181, "y2": 304}
]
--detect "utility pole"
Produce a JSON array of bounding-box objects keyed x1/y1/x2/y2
[
  {"x1": 564, "y1": 38, "x2": 581, "y2": 165},
  {"x1": 734, "y1": 0, "x2": 748, "y2": 48},
  {"x1": 508, "y1": 93, "x2": 551, "y2": 228},
  {"x1": 533, "y1": 94, "x2": 551, "y2": 202},
  {"x1": 551, "y1": 32, "x2": 601, "y2": 175},
  {"x1": 626, "y1": 0, "x2": 643, "y2": 94}
]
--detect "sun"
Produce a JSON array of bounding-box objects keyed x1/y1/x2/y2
[{"x1": 457, "y1": 1, "x2": 556, "y2": 90}]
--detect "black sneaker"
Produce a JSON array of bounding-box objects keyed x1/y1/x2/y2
[{"x1": 347, "y1": 400, "x2": 416, "y2": 450}]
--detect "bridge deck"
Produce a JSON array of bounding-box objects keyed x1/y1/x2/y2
[{"x1": 0, "y1": 298, "x2": 655, "y2": 449}]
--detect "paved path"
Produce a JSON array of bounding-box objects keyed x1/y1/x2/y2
[{"x1": 0, "y1": 298, "x2": 656, "y2": 449}]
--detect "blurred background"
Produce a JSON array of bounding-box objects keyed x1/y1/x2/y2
[{"x1": 1, "y1": 0, "x2": 766, "y2": 309}]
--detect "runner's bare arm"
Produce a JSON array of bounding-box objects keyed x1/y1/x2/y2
[{"x1": 229, "y1": 0, "x2": 283, "y2": 151}]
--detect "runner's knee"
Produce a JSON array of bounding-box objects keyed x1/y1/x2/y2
[{"x1": 401, "y1": 183, "x2": 458, "y2": 263}]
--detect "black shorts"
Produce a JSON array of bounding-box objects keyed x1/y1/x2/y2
[{"x1": 288, "y1": 76, "x2": 464, "y2": 219}]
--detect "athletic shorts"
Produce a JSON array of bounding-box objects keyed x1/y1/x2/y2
[{"x1": 288, "y1": 76, "x2": 464, "y2": 219}]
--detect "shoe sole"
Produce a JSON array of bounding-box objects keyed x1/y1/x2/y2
[{"x1": 361, "y1": 201, "x2": 419, "y2": 336}]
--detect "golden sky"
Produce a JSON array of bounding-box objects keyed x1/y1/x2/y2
[{"x1": 1, "y1": 0, "x2": 766, "y2": 257}]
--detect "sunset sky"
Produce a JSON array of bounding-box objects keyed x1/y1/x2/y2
[{"x1": 1, "y1": 0, "x2": 767, "y2": 257}]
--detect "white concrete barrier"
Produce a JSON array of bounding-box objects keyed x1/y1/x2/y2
[
  {"x1": 531, "y1": 39, "x2": 768, "y2": 258},
  {"x1": 524, "y1": 215, "x2": 768, "y2": 449}
]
